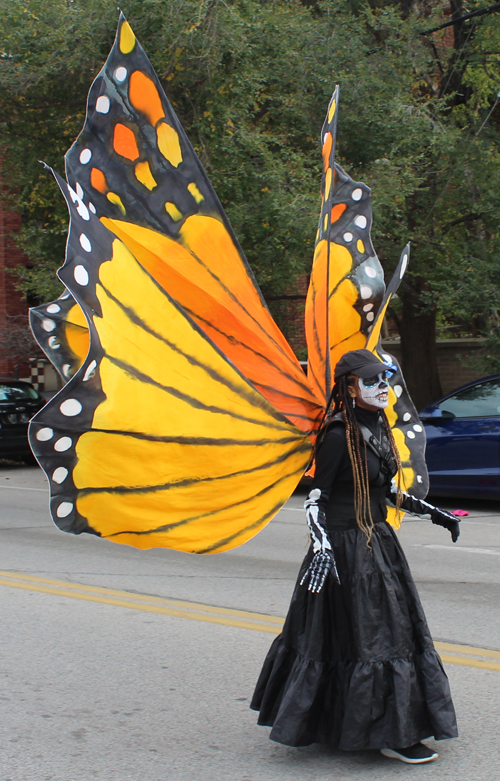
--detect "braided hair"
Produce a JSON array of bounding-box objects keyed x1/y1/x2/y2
[{"x1": 317, "y1": 374, "x2": 404, "y2": 545}]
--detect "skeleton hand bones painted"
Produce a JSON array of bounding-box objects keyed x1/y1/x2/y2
[{"x1": 300, "y1": 488, "x2": 341, "y2": 592}]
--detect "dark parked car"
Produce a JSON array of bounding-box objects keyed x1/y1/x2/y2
[
  {"x1": 420, "y1": 374, "x2": 500, "y2": 499},
  {"x1": 0, "y1": 380, "x2": 45, "y2": 463}
]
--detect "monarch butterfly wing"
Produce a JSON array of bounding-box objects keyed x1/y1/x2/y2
[
  {"x1": 305, "y1": 89, "x2": 385, "y2": 405},
  {"x1": 365, "y1": 245, "x2": 429, "y2": 514},
  {"x1": 30, "y1": 291, "x2": 90, "y2": 382},
  {"x1": 305, "y1": 94, "x2": 428, "y2": 509},
  {"x1": 29, "y1": 172, "x2": 311, "y2": 553},
  {"x1": 64, "y1": 15, "x2": 322, "y2": 437}
]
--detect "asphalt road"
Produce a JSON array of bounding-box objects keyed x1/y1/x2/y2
[{"x1": 1, "y1": 461, "x2": 500, "y2": 781}]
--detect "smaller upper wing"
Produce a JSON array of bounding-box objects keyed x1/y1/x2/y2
[
  {"x1": 30, "y1": 291, "x2": 90, "y2": 382},
  {"x1": 305, "y1": 89, "x2": 385, "y2": 406}
]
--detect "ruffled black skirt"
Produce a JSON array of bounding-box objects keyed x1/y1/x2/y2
[{"x1": 251, "y1": 520, "x2": 458, "y2": 750}]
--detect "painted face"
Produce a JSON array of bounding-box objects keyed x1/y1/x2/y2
[{"x1": 358, "y1": 372, "x2": 390, "y2": 409}]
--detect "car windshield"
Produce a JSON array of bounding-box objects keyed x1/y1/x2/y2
[
  {"x1": 0, "y1": 383, "x2": 40, "y2": 402},
  {"x1": 437, "y1": 378, "x2": 500, "y2": 418}
]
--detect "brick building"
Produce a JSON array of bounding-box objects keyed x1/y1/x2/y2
[{"x1": 0, "y1": 182, "x2": 32, "y2": 379}]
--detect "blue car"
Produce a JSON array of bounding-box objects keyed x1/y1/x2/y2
[{"x1": 419, "y1": 374, "x2": 500, "y2": 499}]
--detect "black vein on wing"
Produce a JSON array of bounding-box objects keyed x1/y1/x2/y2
[
  {"x1": 79, "y1": 437, "x2": 310, "y2": 496},
  {"x1": 183, "y1": 305, "x2": 317, "y2": 403},
  {"x1": 99, "y1": 282, "x2": 292, "y2": 427},
  {"x1": 104, "y1": 464, "x2": 303, "y2": 543}
]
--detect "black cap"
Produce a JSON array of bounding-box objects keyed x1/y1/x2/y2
[{"x1": 334, "y1": 349, "x2": 389, "y2": 381}]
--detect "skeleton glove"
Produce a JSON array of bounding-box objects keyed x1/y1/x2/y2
[
  {"x1": 389, "y1": 482, "x2": 460, "y2": 543},
  {"x1": 300, "y1": 488, "x2": 341, "y2": 592},
  {"x1": 430, "y1": 508, "x2": 461, "y2": 543}
]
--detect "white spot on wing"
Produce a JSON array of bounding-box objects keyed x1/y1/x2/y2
[
  {"x1": 76, "y1": 200, "x2": 90, "y2": 221},
  {"x1": 52, "y1": 467, "x2": 68, "y2": 484},
  {"x1": 46, "y1": 304, "x2": 60, "y2": 314},
  {"x1": 114, "y1": 67, "x2": 127, "y2": 83},
  {"x1": 36, "y1": 427, "x2": 53, "y2": 442},
  {"x1": 54, "y1": 437, "x2": 72, "y2": 452},
  {"x1": 96, "y1": 95, "x2": 110, "y2": 113},
  {"x1": 80, "y1": 148, "x2": 92, "y2": 164},
  {"x1": 354, "y1": 214, "x2": 367, "y2": 228},
  {"x1": 42, "y1": 319, "x2": 56, "y2": 332},
  {"x1": 365, "y1": 266, "x2": 376, "y2": 278},
  {"x1": 74, "y1": 265, "x2": 89, "y2": 286},
  {"x1": 360, "y1": 285, "x2": 372, "y2": 300},
  {"x1": 83, "y1": 360, "x2": 97, "y2": 382},
  {"x1": 352, "y1": 188, "x2": 363, "y2": 201},
  {"x1": 79, "y1": 234, "x2": 92, "y2": 252},
  {"x1": 56, "y1": 502, "x2": 73, "y2": 518},
  {"x1": 60, "y1": 399, "x2": 82, "y2": 417}
]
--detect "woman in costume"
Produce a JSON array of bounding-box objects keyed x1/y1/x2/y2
[{"x1": 251, "y1": 348, "x2": 459, "y2": 765}]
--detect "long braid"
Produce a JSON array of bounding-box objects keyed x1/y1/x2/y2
[
  {"x1": 380, "y1": 411, "x2": 404, "y2": 519},
  {"x1": 326, "y1": 375, "x2": 375, "y2": 544},
  {"x1": 314, "y1": 376, "x2": 404, "y2": 544}
]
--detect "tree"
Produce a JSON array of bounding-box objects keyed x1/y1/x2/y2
[{"x1": 1, "y1": 0, "x2": 500, "y2": 407}]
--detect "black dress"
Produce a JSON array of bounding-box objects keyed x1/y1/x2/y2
[{"x1": 251, "y1": 406, "x2": 458, "y2": 751}]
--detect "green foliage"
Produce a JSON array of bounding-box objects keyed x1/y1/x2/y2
[{"x1": 1, "y1": 0, "x2": 500, "y2": 371}]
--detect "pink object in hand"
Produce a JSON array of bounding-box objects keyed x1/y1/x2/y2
[{"x1": 451, "y1": 510, "x2": 469, "y2": 517}]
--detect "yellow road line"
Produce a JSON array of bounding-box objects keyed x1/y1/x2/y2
[
  {"x1": 1, "y1": 571, "x2": 500, "y2": 671},
  {"x1": 435, "y1": 640, "x2": 500, "y2": 661},
  {"x1": 0, "y1": 576, "x2": 281, "y2": 634},
  {"x1": 0, "y1": 570, "x2": 283, "y2": 624},
  {"x1": 439, "y1": 653, "x2": 500, "y2": 672}
]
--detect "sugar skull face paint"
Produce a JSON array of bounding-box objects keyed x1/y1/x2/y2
[{"x1": 357, "y1": 372, "x2": 390, "y2": 409}]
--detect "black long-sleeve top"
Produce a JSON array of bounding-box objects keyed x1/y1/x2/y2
[
  {"x1": 312, "y1": 406, "x2": 457, "y2": 537},
  {"x1": 312, "y1": 406, "x2": 395, "y2": 531}
]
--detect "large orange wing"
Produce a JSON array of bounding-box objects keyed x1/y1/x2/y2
[
  {"x1": 29, "y1": 173, "x2": 312, "y2": 553},
  {"x1": 64, "y1": 15, "x2": 322, "y2": 437}
]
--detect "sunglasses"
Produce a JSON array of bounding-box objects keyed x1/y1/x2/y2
[{"x1": 360, "y1": 371, "x2": 391, "y2": 388}]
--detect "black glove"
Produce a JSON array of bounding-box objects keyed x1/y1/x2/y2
[
  {"x1": 431, "y1": 508, "x2": 461, "y2": 542},
  {"x1": 388, "y1": 481, "x2": 461, "y2": 543}
]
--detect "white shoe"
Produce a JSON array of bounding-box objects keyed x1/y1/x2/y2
[{"x1": 381, "y1": 742, "x2": 439, "y2": 764}]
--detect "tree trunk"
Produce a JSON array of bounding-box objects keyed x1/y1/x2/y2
[{"x1": 399, "y1": 282, "x2": 442, "y2": 411}]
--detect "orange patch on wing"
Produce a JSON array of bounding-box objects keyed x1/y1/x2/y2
[
  {"x1": 324, "y1": 168, "x2": 332, "y2": 200},
  {"x1": 113, "y1": 123, "x2": 140, "y2": 161},
  {"x1": 129, "y1": 71, "x2": 165, "y2": 127},
  {"x1": 330, "y1": 203, "x2": 346, "y2": 222},
  {"x1": 90, "y1": 168, "x2": 108, "y2": 194},
  {"x1": 101, "y1": 217, "x2": 323, "y2": 437},
  {"x1": 322, "y1": 132, "x2": 332, "y2": 171}
]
